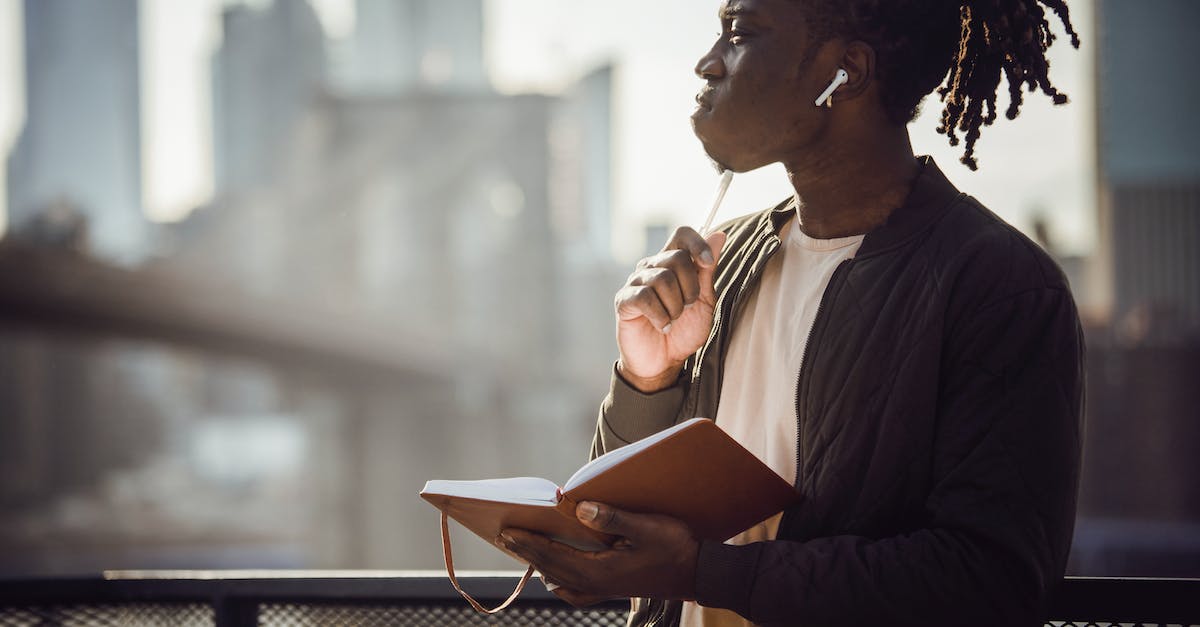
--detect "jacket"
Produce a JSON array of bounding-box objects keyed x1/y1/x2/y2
[{"x1": 591, "y1": 157, "x2": 1085, "y2": 626}]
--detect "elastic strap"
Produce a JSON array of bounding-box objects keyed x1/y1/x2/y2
[{"x1": 441, "y1": 511, "x2": 534, "y2": 614}]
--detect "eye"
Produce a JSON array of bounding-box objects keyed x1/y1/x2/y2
[{"x1": 728, "y1": 22, "x2": 754, "y2": 45}]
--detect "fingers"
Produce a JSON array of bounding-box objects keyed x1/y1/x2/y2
[
  {"x1": 540, "y1": 574, "x2": 596, "y2": 606},
  {"x1": 662, "y1": 226, "x2": 718, "y2": 269},
  {"x1": 499, "y1": 528, "x2": 576, "y2": 564},
  {"x1": 637, "y1": 252, "x2": 699, "y2": 308},
  {"x1": 498, "y1": 529, "x2": 589, "y2": 590},
  {"x1": 551, "y1": 586, "x2": 614, "y2": 608},
  {"x1": 499, "y1": 528, "x2": 630, "y2": 600},
  {"x1": 499, "y1": 512, "x2": 699, "y2": 603},
  {"x1": 615, "y1": 228, "x2": 726, "y2": 331},
  {"x1": 575, "y1": 502, "x2": 645, "y2": 541},
  {"x1": 660, "y1": 227, "x2": 725, "y2": 305},
  {"x1": 616, "y1": 266, "x2": 687, "y2": 332}
]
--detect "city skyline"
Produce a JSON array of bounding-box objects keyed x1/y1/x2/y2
[
  {"x1": 0, "y1": 0, "x2": 1096, "y2": 262},
  {"x1": 2, "y1": 0, "x2": 1198, "y2": 581},
  {"x1": 5, "y1": 0, "x2": 148, "y2": 262}
]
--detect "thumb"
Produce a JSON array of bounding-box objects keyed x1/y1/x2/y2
[
  {"x1": 576, "y1": 501, "x2": 641, "y2": 540},
  {"x1": 697, "y1": 231, "x2": 727, "y2": 303}
]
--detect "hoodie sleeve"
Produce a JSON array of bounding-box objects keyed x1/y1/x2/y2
[{"x1": 590, "y1": 363, "x2": 691, "y2": 460}]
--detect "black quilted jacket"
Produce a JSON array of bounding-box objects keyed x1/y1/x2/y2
[{"x1": 592, "y1": 158, "x2": 1085, "y2": 626}]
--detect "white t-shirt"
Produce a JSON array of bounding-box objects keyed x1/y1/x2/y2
[{"x1": 681, "y1": 215, "x2": 865, "y2": 627}]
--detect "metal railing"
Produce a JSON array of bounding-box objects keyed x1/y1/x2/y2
[{"x1": 1, "y1": 571, "x2": 1197, "y2": 626}]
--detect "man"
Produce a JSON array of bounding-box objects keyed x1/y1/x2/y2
[{"x1": 499, "y1": 0, "x2": 1084, "y2": 625}]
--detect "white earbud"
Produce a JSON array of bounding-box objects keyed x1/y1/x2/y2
[{"x1": 814, "y1": 68, "x2": 849, "y2": 108}]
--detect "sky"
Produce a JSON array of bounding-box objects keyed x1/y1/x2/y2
[{"x1": 0, "y1": 0, "x2": 1096, "y2": 260}]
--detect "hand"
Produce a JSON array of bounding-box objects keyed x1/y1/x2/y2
[
  {"x1": 615, "y1": 228, "x2": 727, "y2": 392},
  {"x1": 497, "y1": 501, "x2": 700, "y2": 607}
]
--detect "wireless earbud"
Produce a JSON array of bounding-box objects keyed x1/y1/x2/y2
[{"x1": 814, "y1": 68, "x2": 849, "y2": 108}]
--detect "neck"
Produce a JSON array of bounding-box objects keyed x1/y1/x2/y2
[{"x1": 783, "y1": 123, "x2": 919, "y2": 239}]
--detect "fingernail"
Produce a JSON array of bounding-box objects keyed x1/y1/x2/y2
[
  {"x1": 661, "y1": 323, "x2": 672, "y2": 335},
  {"x1": 498, "y1": 532, "x2": 514, "y2": 546},
  {"x1": 578, "y1": 501, "x2": 599, "y2": 521},
  {"x1": 683, "y1": 302, "x2": 695, "y2": 311},
  {"x1": 700, "y1": 250, "x2": 715, "y2": 266}
]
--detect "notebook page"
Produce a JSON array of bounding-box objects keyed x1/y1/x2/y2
[
  {"x1": 422, "y1": 477, "x2": 560, "y2": 505},
  {"x1": 561, "y1": 418, "x2": 708, "y2": 491}
]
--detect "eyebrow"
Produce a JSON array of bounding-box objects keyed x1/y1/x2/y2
[{"x1": 718, "y1": 3, "x2": 755, "y2": 20}]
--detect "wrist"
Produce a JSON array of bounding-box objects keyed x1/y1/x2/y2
[
  {"x1": 616, "y1": 360, "x2": 684, "y2": 393},
  {"x1": 693, "y1": 540, "x2": 763, "y2": 615},
  {"x1": 678, "y1": 538, "x2": 700, "y2": 600}
]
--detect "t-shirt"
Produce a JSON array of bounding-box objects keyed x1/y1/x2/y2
[{"x1": 681, "y1": 215, "x2": 865, "y2": 627}]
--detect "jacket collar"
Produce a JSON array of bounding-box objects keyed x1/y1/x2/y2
[{"x1": 765, "y1": 156, "x2": 963, "y2": 256}]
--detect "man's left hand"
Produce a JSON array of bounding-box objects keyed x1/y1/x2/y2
[{"x1": 497, "y1": 501, "x2": 700, "y2": 607}]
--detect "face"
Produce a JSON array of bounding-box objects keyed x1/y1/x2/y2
[{"x1": 691, "y1": 0, "x2": 833, "y2": 172}]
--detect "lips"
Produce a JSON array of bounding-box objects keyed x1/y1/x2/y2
[{"x1": 694, "y1": 88, "x2": 715, "y2": 111}]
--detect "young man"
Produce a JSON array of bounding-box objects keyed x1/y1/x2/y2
[{"x1": 499, "y1": 1, "x2": 1085, "y2": 625}]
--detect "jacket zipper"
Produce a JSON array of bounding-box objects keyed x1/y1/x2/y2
[
  {"x1": 654, "y1": 233, "x2": 780, "y2": 627},
  {"x1": 783, "y1": 258, "x2": 853, "y2": 527},
  {"x1": 690, "y1": 236, "x2": 781, "y2": 415}
]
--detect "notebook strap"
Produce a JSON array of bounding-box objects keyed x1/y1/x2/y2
[{"x1": 440, "y1": 511, "x2": 535, "y2": 614}]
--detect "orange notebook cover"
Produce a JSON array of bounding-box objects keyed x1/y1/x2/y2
[{"x1": 420, "y1": 418, "x2": 800, "y2": 555}]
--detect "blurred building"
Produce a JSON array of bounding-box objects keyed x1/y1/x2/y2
[
  {"x1": 553, "y1": 65, "x2": 615, "y2": 264},
  {"x1": 190, "y1": 0, "x2": 618, "y2": 356},
  {"x1": 0, "y1": 0, "x2": 622, "y2": 575},
  {"x1": 160, "y1": 0, "x2": 624, "y2": 570},
  {"x1": 337, "y1": 0, "x2": 487, "y2": 93},
  {"x1": 1069, "y1": 0, "x2": 1200, "y2": 578},
  {"x1": 1093, "y1": 0, "x2": 1200, "y2": 345},
  {"x1": 3, "y1": 0, "x2": 147, "y2": 264},
  {"x1": 213, "y1": 0, "x2": 328, "y2": 196}
]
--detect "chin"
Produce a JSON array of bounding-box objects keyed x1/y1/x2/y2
[
  {"x1": 692, "y1": 118, "x2": 765, "y2": 173},
  {"x1": 697, "y1": 140, "x2": 759, "y2": 174},
  {"x1": 692, "y1": 121, "x2": 730, "y2": 168}
]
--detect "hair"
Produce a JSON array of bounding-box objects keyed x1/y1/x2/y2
[{"x1": 803, "y1": 0, "x2": 1080, "y2": 170}]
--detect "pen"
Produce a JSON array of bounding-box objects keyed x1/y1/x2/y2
[{"x1": 700, "y1": 170, "x2": 734, "y2": 236}]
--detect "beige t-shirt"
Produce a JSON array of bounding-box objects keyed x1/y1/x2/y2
[{"x1": 681, "y1": 216, "x2": 864, "y2": 627}]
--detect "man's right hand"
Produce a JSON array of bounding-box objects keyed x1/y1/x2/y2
[{"x1": 614, "y1": 227, "x2": 727, "y2": 393}]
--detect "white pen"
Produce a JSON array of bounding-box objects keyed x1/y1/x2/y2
[{"x1": 700, "y1": 169, "x2": 734, "y2": 236}]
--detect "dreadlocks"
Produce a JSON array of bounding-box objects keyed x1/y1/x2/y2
[{"x1": 804, "y1": 0, "x2": 1080, "y2": 170}]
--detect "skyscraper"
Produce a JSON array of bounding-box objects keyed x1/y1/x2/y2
[
  {"x1": 338, "y1": 0, "x2": 487, "y2": 94},
  {"x1": 552, "y1": 65, "x2": 614, "y2": 263},
  {"x1": 1071, "y1": 0, "x2": 1200, "y2": 578},
  {"x1": 212, "y1": 0, "x2": 327, "y2": 196},
  {"x1": 4, "y1": 0, "x2": 146, "y2": 263},
  {"x1": 1094, "y1": 0, "x2": 1200, "y2": 343}
]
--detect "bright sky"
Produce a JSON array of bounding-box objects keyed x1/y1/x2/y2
[{"x1": 0, "y1": 0, "x2": 1096, "y2": 259}]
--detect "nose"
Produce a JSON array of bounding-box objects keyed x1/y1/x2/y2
[{"x1": 694, "y1": 43, "x2": 725, "y2": 80}]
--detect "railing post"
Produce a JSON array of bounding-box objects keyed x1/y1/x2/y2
[{"x1": 213, "y1": 596, "x2": 257, "y2": 627}]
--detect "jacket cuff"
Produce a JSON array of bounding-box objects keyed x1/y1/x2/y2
[
  {"x1": 694, "y1": 540, "x2": 763, "y2": 617},
  {"x1": 598, "y1": 362, "x2": 687, "y2": 445}
]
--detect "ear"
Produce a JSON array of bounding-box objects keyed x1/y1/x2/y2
[{"x1": 837, "y1": 40, "x2": 875, "y2": 101}]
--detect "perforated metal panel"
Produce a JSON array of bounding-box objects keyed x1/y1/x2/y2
[
  {"x1": 0, "y1": 603, "x2": 213, "y2": 626},
  {"x1": 258, "y1": 602, "x2": 628, "y2": 626},
  {"x1": 1046, "y1": 614, "x2": 1195, "y2": 619},
  {"x1": 3, "y1": 604, "x2": 1199, "y2": 626},
  {"x1": 3, "y1": 574, "x2": 1197, "y2": 627}
]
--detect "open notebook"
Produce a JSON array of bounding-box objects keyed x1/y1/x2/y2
[{"x1": 421, "y1": 417, "x2": 799, "y2": 553}]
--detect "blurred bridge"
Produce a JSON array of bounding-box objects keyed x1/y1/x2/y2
[{"x1": 0, "y1": 240, "x2": 454, "y2": 384}]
